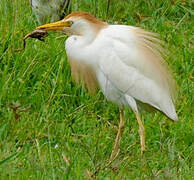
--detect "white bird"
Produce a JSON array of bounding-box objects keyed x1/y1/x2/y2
[
  {"x1": 36, "y1": 12, "x2": 178, "y2": 160},
  {"x1": 30, "y1": 0, "x2": 71, "y2": 24}
]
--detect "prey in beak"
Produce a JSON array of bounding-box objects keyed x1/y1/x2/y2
[
  {"x1": 36, "y1": 20, "x2": 72, "y2": 32},
  {"x1": 15, "y1": 20, "x2": 72, "y2": 52}
]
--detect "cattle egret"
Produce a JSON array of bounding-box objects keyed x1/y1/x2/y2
[
  {"x1": 36, "y1": 12, "x2": 178, "y2": 160},
  {"x1": 30, "y1": 0, "x2": 71, "y2": 24}
]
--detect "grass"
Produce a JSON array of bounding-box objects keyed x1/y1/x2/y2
[{"x1": 0, "y1": 0, "x2": 193, "y2": 179}]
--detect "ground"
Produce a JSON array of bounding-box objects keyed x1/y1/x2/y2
[{"x1": 0, "y1": 0, "x2": 193, "y2": 179}]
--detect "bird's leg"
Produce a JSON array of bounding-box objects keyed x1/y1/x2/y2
[
  {"x1": 135, "y1": 111, "x2": 145, "y2": 155},
  {"x1": 110, "y1": 109, "x2": 125, "y2": 161}
]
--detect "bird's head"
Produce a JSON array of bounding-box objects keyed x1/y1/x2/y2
[{"x1": 36, "y1": 12, "x2": 107, "y2": 36}]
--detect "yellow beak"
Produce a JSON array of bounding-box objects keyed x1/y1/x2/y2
[{"x1": 36, "y1": 21, "x2": 70, "y2": 31}]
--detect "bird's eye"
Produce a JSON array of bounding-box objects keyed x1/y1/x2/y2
[{"x1": 67, "y1": 20, "x2": 73, "y2": 26}]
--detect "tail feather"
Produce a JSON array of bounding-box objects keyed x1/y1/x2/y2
[{"x1": 160, "y1": 98, "x2": 178, "y2": 121}]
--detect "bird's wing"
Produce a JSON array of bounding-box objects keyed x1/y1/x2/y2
[
  {"x1": 104, "y1": 25, "x2": 176, "y2": 101},
  {"x1": 97, "y1": 25, "x2": 177, "y2": 120},
  {"x1": 98, "y1": 46, "x2": 163, "y2": 110}
]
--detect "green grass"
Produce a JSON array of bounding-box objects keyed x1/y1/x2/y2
[{"x1": 0, "y1": 0, "x2": 193, "y2": 179}]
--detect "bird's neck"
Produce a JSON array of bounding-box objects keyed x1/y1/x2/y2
[
  {"x1": 81, "y1": 28, "x2": 98, "y2": 43},
  {"x1": 73, "y1": 22, "x2": 106, "y2": 44}
]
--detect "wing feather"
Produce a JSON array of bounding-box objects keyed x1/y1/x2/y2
[
  {"x1": 98, "y1": 25, "x2": 177, "y2": 120},
  {"x1": 106, "y1": 25, "x2": 177, "y2": 102}
]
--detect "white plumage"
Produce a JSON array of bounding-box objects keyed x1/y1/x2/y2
[
  {"x1": 65, "y1": 24, "x2": 177, "y2": 121},
  {"x1": 36, "y1": 12, "x2": 178, "y2": 158}
]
